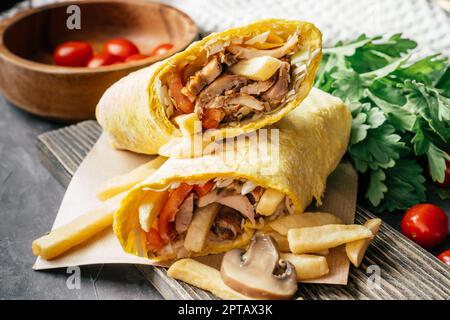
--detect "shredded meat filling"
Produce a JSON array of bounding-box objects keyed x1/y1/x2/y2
[{"x1": 167, "y1": 33, "x2": 302, "y2": 130}]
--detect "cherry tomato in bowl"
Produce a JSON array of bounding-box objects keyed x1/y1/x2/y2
[
  {"x1": 53, "y1": 41, "x2": 93, "y2": 67},
  {"x1": 125, "y1": 54, "x2": 149, "y2": 62},
  {"x1": 103, "y1": 38, "x2": 139, "y2": 61},
  {"x1": 401, "y1": 204, "x2": 448, "y2": 248},
  {"x1": 87, "y1": 52, "x2": 120, "y2": 68},
  {"x1": 151, "y1": 43, "x2": 173, "y2": 56},
  {"x1": 437, "y1": 250, "x2": 450, "y2": 266}
]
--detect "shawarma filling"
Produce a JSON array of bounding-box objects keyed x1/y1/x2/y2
[
  {"x1": 139, "y1": 179, "x2": 295, "y2": 258},
  {"x1": 156, "y1": 30, "x2": 320, "y2": 132}
]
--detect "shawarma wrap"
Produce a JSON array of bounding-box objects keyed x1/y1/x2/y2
[
  {"x1": 113, "y1": 88, "x2": 351, "y2": 261},
  {"x1": 96, "y1": 19, "x2": 322, "y2": 156}
]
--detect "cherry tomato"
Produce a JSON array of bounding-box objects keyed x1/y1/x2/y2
[
  {"x1": 158, "y1": 183, "x2": 193, "y2": 241},
  {"x1": 151, "y1": 43, "x2": 173, "y2": 56},
  {"x1": 53, "y1": 41, "x2": 93, "y2": 67},
  {"x1": 167, "y1": 72, "x2": 194, "y2": 113},
  {"x1": 87, "y1": 52, "x2": 120, "y2": 68},
  {"x1": 437, "y1": 250, "x2": 450, "y2": 266},
  {"x1": 432, "y1": 150, "x2": 450, "y2": 188},
  {"x1": 125, "y1": 54, "x2": 149, "y2": 62},
  {"x1": 103, "y1": 38, "x2": 139, "y2": 61},
  {"x1": 202, "y1": 108, "x2": 224, "y2": 129},
  {"x1": 146, "y1": 228, "x2": 164, "y2": 252},
  {"x1": 401, "y1": 204, "x2": 448, "y2": 248}
]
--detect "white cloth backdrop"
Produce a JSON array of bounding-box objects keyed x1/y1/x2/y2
[{"x1": 3, "y1": 0, "x2": 450, "y2": 57}]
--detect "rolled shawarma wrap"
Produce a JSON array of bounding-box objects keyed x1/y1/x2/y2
[
  {"x1": 96, "y1": 19, "x2": 322, "y2": 156},
  {"x1": 113, "y1": 88, "x2": 351, "y2": 261}
]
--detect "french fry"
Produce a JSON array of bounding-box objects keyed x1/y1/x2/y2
[
  {"x1": 259, "y1": 231, "x2": 291, "y2": 252},
  {"x1": 258, "y1": 231, "x2": 329, "y2": 255},
  {"x1": 167, "y1": 259, "x2": 252, "y2": 300},
  {"x1": 269, "y1": 212, "x2": 342, "y2": 236},
  {"x1": 97, "y1": 156, "x2": 167, "y2": 201},
  {"x1": 313, "y1": 249, "x2": 329, "y2": 256},
  {"x1": 288, "y1": 224, "x2": 373, "y2": 254},
  {"x1": 184, "y1": 203, "x2": 220, "y2": 252},
  {"x1": 346, "y1": 218, "x2": 382, "y2": 267},
  {"x1": 32, "y1": 192, "x2": 126, "y2": 260},
  {"x1": 281, "y1": 253, "x2": 329, "y2": 281}
]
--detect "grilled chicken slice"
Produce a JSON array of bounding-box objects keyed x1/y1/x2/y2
[
  {"x1": 226, "y1": 35, "x2": 298, "y2": 60},
  {"x1": 240, "y1": 78, "x2": 276, "y2": 95},
  {"x1": 198, "y1": 191, "x2": 255, "y2": 224},
  {"x1": 175, "y1": 193, "x2": 194, "y2": 233},
  {"x1": 262, "y1": 62, "x2": 290, "y2": 107},
  {"x1": 195, "y1": 75, "x2": 248, "y2": 113},
  {"x1": 182, "y1": 57, "x2": 222, "y2": 102},
  {"x1": 207, "y1": 93, "x2": 267, "y2": 111}
]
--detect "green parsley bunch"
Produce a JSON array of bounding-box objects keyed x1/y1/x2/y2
[{"x1": 315, "y1": 34, "x2": 450, "y2": 212}]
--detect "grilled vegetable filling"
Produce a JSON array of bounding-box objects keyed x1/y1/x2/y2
[
  {"x1": 139, "y1": 179, "x2": 294, "y2": 258},
  {"x1": 159, "y1": 30, "x2": 318, "y2": 132}
]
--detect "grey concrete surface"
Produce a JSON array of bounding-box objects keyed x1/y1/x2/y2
[{"x1": 0, "y1": 96, "x2": 162, "y2": 300}]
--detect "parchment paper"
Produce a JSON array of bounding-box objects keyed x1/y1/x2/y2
[{"x1": 33, "y1": 133, "x2": 357, "y2": 285}]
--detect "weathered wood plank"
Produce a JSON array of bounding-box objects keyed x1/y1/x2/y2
[{"x1": 37, "y1": 121, "x2": 450, "y2": 300}]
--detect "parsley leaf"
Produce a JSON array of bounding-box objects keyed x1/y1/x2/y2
[
  {"x1": 375, "y1": 159, "x2": 426, "y2": 212},
  {"x1": 316, "y1": 34, "x2": 450, "y2": 212}
]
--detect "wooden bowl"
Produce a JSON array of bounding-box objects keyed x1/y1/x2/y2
[{"x1": 0, "y1": 0, "x2": 197, "y2": 121}]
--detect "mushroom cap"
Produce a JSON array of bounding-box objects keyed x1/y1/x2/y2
[{"x1": 220, "y1": 234, "x2": 297, "y2": 299}]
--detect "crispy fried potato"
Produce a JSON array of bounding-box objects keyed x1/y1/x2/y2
[
  {"x1": 346, "y1": 218, "x2": 382, "y2": 267},
  {"x1": 258, "y1": 231, "x2": 291, "y2": 252},
  {"x1": 97, "y1": 156, "x2": 167, "y2": 201},
  {"x1": 184, "y1": 203, "x2": 221, "y2": 252},
  {"x1": 256, "y1": 189, "x2": 286, "y2": 216},
  {"x1": 269, "y1": 212, "x2": 343, "y2": 236},
  {"x1": 281, "y1": 253, "x2": 329, "y2": 281},
  {"x1": 167, "y1": 258, "x2": 252, "y2": 300},
  {"x1": 32, "y1": 192, "x2": 125, "y2": 260},
  {"x1": 258, "y1": 231, "x2": 330, "y2": 254},
  {"x1": 288, "y1": 224, "x2": 373, "y2": 253},
  {"x1": 312, "y1": 249, "x2": 329, "y2": 256}
]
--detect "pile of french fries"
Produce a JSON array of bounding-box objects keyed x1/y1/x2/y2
[{"x1": 168, "y1": 213, "x2": 381, "y2": 300}]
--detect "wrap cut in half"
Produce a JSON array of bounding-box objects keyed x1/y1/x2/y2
[
  {"x1": 113, "y1": 88, "x2": 352, "y2": 261},
  {"x1": 97, "y1": 19, "x2": 322, "y2": 156}
]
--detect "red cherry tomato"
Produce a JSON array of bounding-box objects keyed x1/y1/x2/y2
[
  {"x1": 103, "y1": 38, "x2": 139, "y2": 61},
  {"x1": 151, "y1": 43, "x2": 173, "y2": 56},
  {"x1": 125, "y1": 54, "x2": 149, "y2": 62},
  {"x1": 53, "y1": 41, "x2": 93, "y2": 67},
  {"x1": 401, "y1": 204, "x2": 448, "y2": 248},
  {"x1": 87, "y1": 52, "x2": 120, "y2": 68},
  {"x1": 437, "y1": 250, "x2": 450, "y2": 266}
]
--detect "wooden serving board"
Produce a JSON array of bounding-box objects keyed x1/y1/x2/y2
[{"x1": 36, "y1": 121, "x2": 450, "y2": 300}]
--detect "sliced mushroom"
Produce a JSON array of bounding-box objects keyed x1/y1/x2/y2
[
  {"x1": 205, "y1": 93, "x2": 266, "y2": 112},
  {"x1": 225, "y1": 93, "x2": 267, "y2": 111},
  {"x1": 175, "y1": 193, "x2": 194, "y2": 233},
  {"x1": 198, "y1": 191, "x2": 255, "y2": 224},
  {"x1": 220, "y1": 234, "x2": 297, "y2": 299},
  {"x1": 226, "y1": 34, "x2": 298, "y2": 60},
  {"x1": 194, "y1": 75, "x2": 248, "y2": 113},
  {"x1": 240, "y1": 78, "x2": 276, "y2": 95}
]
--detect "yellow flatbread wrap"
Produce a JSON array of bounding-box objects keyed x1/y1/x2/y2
[
  {"x1": 113, "y1": 88, "x2": 351, "y2": 261},
  {"x1": 97, "y1": 19, "x2": 322, "y2": 156}
]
